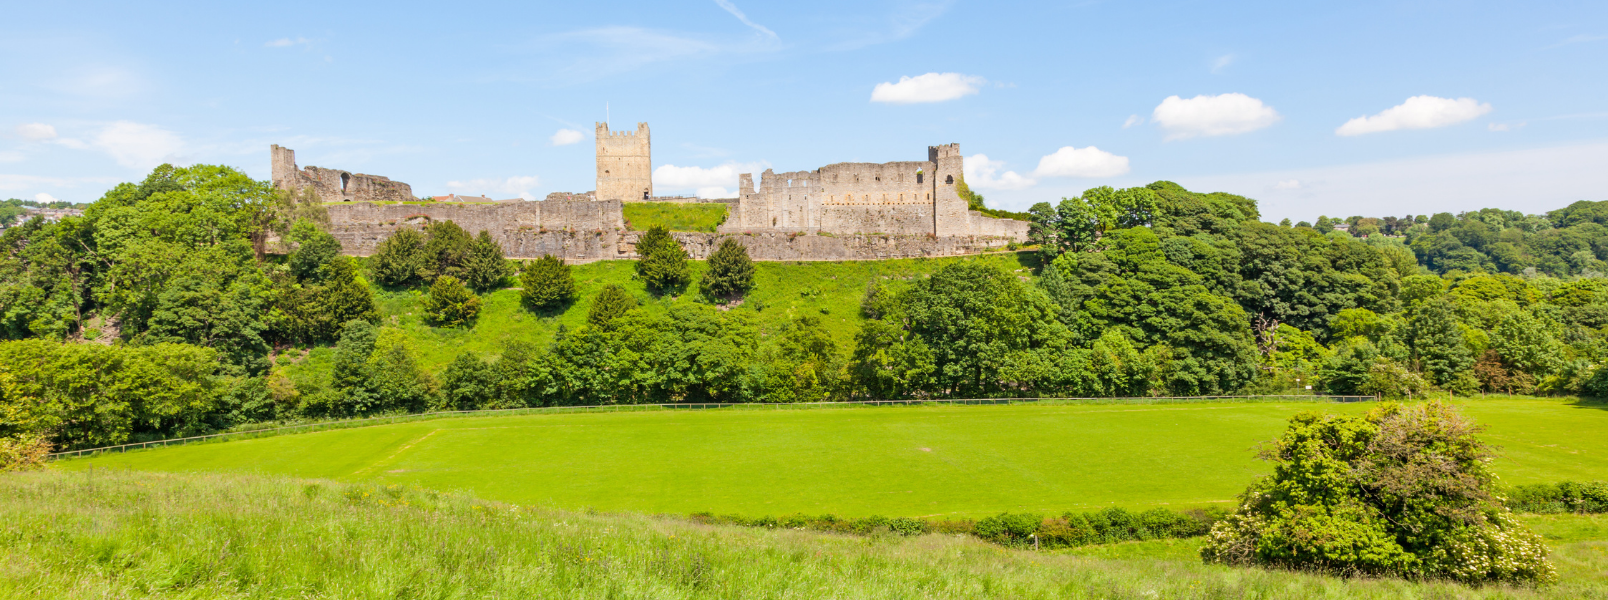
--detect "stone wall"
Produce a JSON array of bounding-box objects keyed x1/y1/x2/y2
[
  {"x1": 326, "y1": 200, "x2": 626, "y2": 260},
  {"x1": 595, "y1": 123, "x2": 652, "y2": 201},
  {"x1": 271, "y1": 145, "x2": 414, "y2": 203}
]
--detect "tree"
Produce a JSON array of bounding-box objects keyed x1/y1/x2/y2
[
  {"x1": 462, "y1": 231, "x2": 513, "y2": 292},
  {"x1": 635, "y1": 226, "x2": 689, "y2": 292},
  {"x1": 1202, "y1": 402, "x2": 1554, "y2": 585},
  {"x1": 286, "y1": 219, "x2": 342, "y2": 283},
  {"x1": 587, "y1": 284, "x2": 636, "y2": 330},
  {"x1": 1491, "y1": 311, "x2": 1563, "y2": 378},
  {"x1": 1405, "y1": 298, "x2": 1474, "y2": 388},
  {"x1": 421, "y1": 275, "x2": 480, "y2": 328},
  {"x1": 439, "y1": 351, "x2": 495, "y2": 410},
  {"x1": 419, "y1": 220, "x2": 474, "y2": 282},
  {"x1": 369, "y1": 228, "x2": 425, "y2": 287},
  {"x1": 700, "y1": 238, "x2": 754, "y2": 301},
  {"x1": 519, "y1": 254, "x2": 575, "y2": 312}
]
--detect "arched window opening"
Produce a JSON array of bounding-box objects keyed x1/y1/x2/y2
[
  {"x1": 945, "y1": 175, "x2": 953, "y2": 184},
  {"x1": 340, "y1": 172, "x2": 350, "y2": 192},
  {"x1": 917, "y1": 173, "x2": 924, "y2": 184}
]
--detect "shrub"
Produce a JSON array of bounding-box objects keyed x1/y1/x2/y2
[
  {"x1": 286, "y1": 219, "x2": 342, "y2": 283},
  {"x1": 419, "y1": 221, "x2": 474, "y2": 282},
  {"x1": 636, "y1": 226, "x2": 689, "y2": 293},
  {"x1": 463, "y1": 231, "x2": 513, "y2": 292},
  {"x1": 0, "y1": 434, "x2": 51, "y2": 471},
  {"x1": 422, "y1": 276, "x2": 481, "y2": 328},
  {"x1": 439, "y1": 351, "x2": 494, "y2": 410},
  {"x1": 369, "y1": 228, "x2": 425, "y2": 287},
  {"x1": 699, "y1": 238, "x2": 755, "y2": 301},
  {"x1": 520, "y1": 255, "x2": 575, "y2": 312},
  {"x1": 1200, "y1": 401, "x2": 1555, "y2": 585},
  {"x1": 587, "y1": 284, "x2": 636, "y2": 330}
]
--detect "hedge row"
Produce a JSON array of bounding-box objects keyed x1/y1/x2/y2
[
  {"x1": 1507, "y1": 481, "x2": 1608, "y2": 513},
  {"x1": 688, "y1": 506, "x2": 1230, "y2": 550}
]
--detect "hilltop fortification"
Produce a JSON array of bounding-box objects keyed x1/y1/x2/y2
[
  {"x1": 270, "y1": 145, "x2": 414, "y2": 203},
  {"x1": 595, "y1": 122, "x2": 652, "y2": 201}
]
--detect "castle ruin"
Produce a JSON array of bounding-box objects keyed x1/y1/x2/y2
[
  {"x1": 595, "y1": 122, "x2": 652, "y2": 201},
  {"x1": 270, "y1": 122, "x2": 1027, "y2": 263},
  {"x1": 270, "y1": 145, "x2": 415, "y2": 203},
  {"x1": 719, "y1": 144, "x2": 1027, "y2": 239}
]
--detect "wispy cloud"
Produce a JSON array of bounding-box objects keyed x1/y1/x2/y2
[
  {"x1": 714, "y1": 0, "x2": 777, "y2": 40},
  {"x1": 1545, "y1": 33, "x2": 1606, "y2": 49},
  {"x1": 1210, "y1": 54, "x2": 1235, "y2": 74},
  {"x1": 827, "y1": 0, "x2": 953, "y2": 51},
  {"x1": 265, "y1": 37, "x2": 310, "y2": 48},
  {"x1": 551, "y1": 128, "x2": 585, "y2": 146},
  {"x1": 1335, "y1": 96, "x2": 1491, "y2": 136},
  {"x1": 871, "y1": 72, "x2": 985, "y2": 104},
  {"x1": 1152, "y1": 93, "x2": 1281, "y2": 140}
]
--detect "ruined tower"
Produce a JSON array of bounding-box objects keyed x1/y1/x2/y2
[
  {"x1": 595, "y1": 122, "x2": 652, "y2": 201},
  {"x1": 929, "y1": 144, "x2": 971, "y2": 236}
]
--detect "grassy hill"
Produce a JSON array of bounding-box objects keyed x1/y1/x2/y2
[
  {"x1": 60, "y1": 397, "x2": 1608, "y2": 519},
  {"x1": 5, "y1": 469, "x2": 1605, "y2": 599},
  {"x1": 282, "y1": 252, "x2": 1035, "y2": 385}
]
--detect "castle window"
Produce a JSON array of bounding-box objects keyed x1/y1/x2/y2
[
  {"x1": 340, "y1": 172, "x2": 350, "y2": 192},
  {"x1": 917, "y1": 173, "x2": 923, "y2": 184},
  {"x1": 945, "y1": 175, "x2": 953, "y2": 184}
]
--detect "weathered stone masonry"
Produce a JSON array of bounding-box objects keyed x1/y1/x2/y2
[{"x1": 271, "y1": 145, "x2": 414, "y2": 203}]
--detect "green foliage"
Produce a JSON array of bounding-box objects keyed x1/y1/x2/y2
[
  {"x1": 519, "y1": 254, "x2": 576, "y2": 312},
  {"x1": 422, "y1": 276, "x2": 481, "y2": 328},
  {"x1": 699, "y1": 238, "x2": 754, "y2": 301},
  {"x1": 314, "y1": 320, "x2": 434, "y2": 417},
  {"x1": 0, "y1": 339, "x2": 222, "y2": 449},
  {"x1": 439, "y1": 351, "x2": 495, "y2": 411},
  {"x1": 622, "y1": 202, "x2": 728, "y2": 232},
  {"x1": 419, "y1": 220, "x2": 474, "y2": 282},
  {"x1": 635, "y1": 226, "x2": 689, "y2": 292},
  {"x1": 1202, "y1": 402, "x2": 1555, "y2": 584},
  {"x1": 463, "y1": 231, "x2": 513, "y2": 292},
  {"x1": 1028, "y1": 186, "x2": 1161, "y2": 259},
  {"x1": 587, "y1": 284, "x2": 636, "y2": 330},
  {"x1": 369, "y1": 227, "x2": 426, "y2": 287},
  {"x1": 286, "y1": 219, "x2": 342, "y2": 283},
  {"x1": 1405, "y1": 299, "x2": 1475, "y2": 387}
]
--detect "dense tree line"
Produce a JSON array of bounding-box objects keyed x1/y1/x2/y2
[{"x1": 4, "y1": 164, "x2": 1608, "y2": 452}]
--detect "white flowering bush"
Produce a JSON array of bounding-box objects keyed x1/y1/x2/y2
[{"x1": 1200, "y1": 401, "x2": 1556, "y2": 585}]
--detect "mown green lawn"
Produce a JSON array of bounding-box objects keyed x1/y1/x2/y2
[
  {"x1": 622, "y1": 202, "x2": 729, "y2": 232},
  {"x1": 62, "y1": 398, "x2": 1608, "y2": 519}
]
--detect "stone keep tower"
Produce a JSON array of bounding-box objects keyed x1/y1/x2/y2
[
  {"x1": 929, "y1": 144, "x2": 971, "y2": 236},
  {"x1": 595, "y1": 122, "x2": 652, "y2": 201}
]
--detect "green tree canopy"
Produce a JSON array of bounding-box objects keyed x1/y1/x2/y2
[
  {"x1": 421, "y1": 275, "x2": 481, "y2": 328},
  {"x1": 635, "y1": 226, "x2": 689, "y2": 293},
  {"x1": 699, "y1": 238, "x2": 755, "y2": 301},
  {"x1": 519, "y1": 254, "x2": 576, "y2": 312}
]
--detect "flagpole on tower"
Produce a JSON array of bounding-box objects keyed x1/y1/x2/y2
[{"x1": 606, "y1": 102, "x2": 610, "y2": 129}]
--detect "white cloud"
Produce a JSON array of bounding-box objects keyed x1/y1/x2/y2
[
  {"x1": 1123, "y1": 114, "x2": 1143, "y2": 129},
  {"x1": 654, "y1": 161, "x2": 768, "y2": 189},
  {"x1": 265, "y1": 37, "x2": 310, "y2": 48},
  {"x1": 963, "y1": 154, "x2": 1036, "y2": 190},
  {"x1": 550, "y1": 128, "x2": 585, "y2": 146},
  {"x1": 16, "y1": 123, "x2": 57, "y2": 141},
  {"x1": 1032, "y1": 146, "x2": 1131, "y2": 178},
  {"x1": 1151, "y1": 93, "x2": 1282, "y2": 140},
  {"x1": 34, "y1": 193, "x2": 59, "y2": 203},
  {"x1": 714, "y1": 0, "x2": 777, "y2": 39},
  {"x1": 93, "y1": 121, "x2": 185, "y2": 169},
  {"x1": 0, "y1": 151, "x2": 22, "y2": 163},
  {"x1": 1336, "y1": 96, "x2": 1492, "y2": 136},
  {"x1": 445, "y1": 176, "x2": 542, "y2": 200},
  {"x1": 1274, "y1": 179, "x2": 1301, "y2": 190},
  {"x1": 696, "y1": 186, "x2": 734, "y2": 198},
  {"x1": 870, "y1": 72, "x2": 985, "y2": 104},
  {"x1": 1211, "y1": 54, "x2": 1235, "y2": 73}
]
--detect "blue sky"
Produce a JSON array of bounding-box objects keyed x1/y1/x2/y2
[{"x1": 2, "y1": 0, "x2": 1605, "y2": 221}]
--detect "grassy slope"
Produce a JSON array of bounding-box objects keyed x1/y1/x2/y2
[
  {"x1": 283, "y1": 252, "x2": 1034, "y2": 384},
  {"x1": 5, "y1": 469, "x2": 1604, "y2": 599},
  {"x1": 62, "y1": 398, "x2": 1608, "y2": 519},
  {"x1": 622, "y1": 202, "x2": 729, "y2": 232}
]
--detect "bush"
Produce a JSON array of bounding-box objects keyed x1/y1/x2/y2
[
  {"x1": 1200, "y1": 402, "x2": 1555, "y2": 585},
  {"x1": 463, "y1": 231, "x2": 513, "y2": 292},
  {"x1": 520, "y1": 255, "x2": 575, "y2": 312},
  {"x1": 635, "y1": 226, "x2": 689, "y2": 293},
  {"x1": 369, "y1": 228, "x2": 425, "y2": 287},
  {"x1": 699, "y1": 238, "x2": 754, "y2": 301},
  {"x1": 422, "y1": 276, "x2": 481, "y2": 328},
  {"x1": 439, "y1": 351, "x2": 494, "y2": 410},
  {"x1": 0, "y1": 434, "x2": 51, "y2": 471},
  {"x1": 419, "y1": 221, "x2": 474, "y2": 282},
  {"x1": 286, "y1": 219, "x2": 342, "y2": 283},
  {"x1": 587, "y1": 284, "x2": 636, "y2": 330}
]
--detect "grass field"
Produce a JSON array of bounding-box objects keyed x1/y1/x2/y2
[
  {"x1": 284, "y1": 252, "x2": 1035, "y2": 383},
  {"x1": 7, "y1": 469, "x2": 1606, "y2": 599},
  {"x1": 622, "y1": 202, "x2": 729, "y2": 232},
  {"x1": 61, "y1": 397, "x2": 1608, "y2": 519}
]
